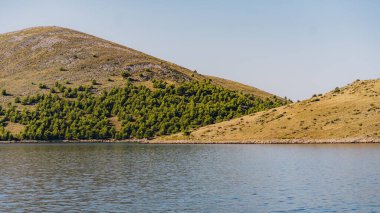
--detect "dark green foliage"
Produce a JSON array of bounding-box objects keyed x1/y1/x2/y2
[
  {"x1": 121, "y1": 71, "x2": 131, "y2": 79},
  {"x1": 0, "y1": 127, "x2": 12, "y2": 141},
  {"x1": 21, "y1": 95, "x2": 42, "y2": 105},
  {"x1": 39, "y1": 83, "x2": 48, "y2": 89},
  {"x1": 0, "y1": 80, "x2": 286, "y2": 140},
  {"x1": 0, "y1": 106, "x2": 12, "y2": 140},
  {"x1": 14, "y1": 97, "x2": 21, "y2": 103},
  {"x1": 152, "y1": 80, "x2": 167, "y2": 89},
  {"x1": 182, "y1": 129, "x2": 191, "y2": 136}
]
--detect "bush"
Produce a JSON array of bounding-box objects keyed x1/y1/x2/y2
[
  {"x1": 311, "y1": 98, "x2": 320, "y2": 102},
  {"x1": 59, "y1": 67, "x2": 68, "y2": 71},
  {"x1": 39, "y1": 83, "x2": 48, "y2": 89},
  {"x1": 78, "y1": 85, "x2": 85, "y2": 91},
  {"x1": 183, "y1": 129, "x2": 191, "y2": 136},
  {"x1": 121, "y1": 71, "x2": 131, "y2": 79},
  {"x1": 152, "y1": 80, "x2": 167, "y2": 89}
]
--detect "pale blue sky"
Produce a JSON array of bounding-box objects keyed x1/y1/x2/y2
[{"x1": 1, "y1": 0, "x2": 379, "y2": 100}]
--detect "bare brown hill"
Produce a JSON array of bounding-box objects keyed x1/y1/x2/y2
[
  {"x1": 0, "y1": 26, "x2": 277, "y2": 104},
  {"x1": 160, "y1": 79, "x2": 380, "y2": 143}
]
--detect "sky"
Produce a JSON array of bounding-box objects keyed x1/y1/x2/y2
[{"x1": 1, "y1": 0, "x2": 379, "y2": 100}]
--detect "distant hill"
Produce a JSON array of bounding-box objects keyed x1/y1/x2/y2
[
  {"x1": 0, "y1": 26, "x2": 287, "y2": 140},
  {"x1": 164, "y1": 79, "x2": 380, "y2": 143},
  {"x1": 0, "y1": 26, "x2": 279, "y2": 104}
]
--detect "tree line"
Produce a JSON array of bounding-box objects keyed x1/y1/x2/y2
[{"x1": 0, "y1": 80, "x2": 286, "y2": 140}]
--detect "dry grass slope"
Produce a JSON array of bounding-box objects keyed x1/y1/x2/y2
[
  {"x1": 0, "y1": 26, "x2": 278, "y2": 105},
  {"x1": 161, "y1": 79, "x2": 380, "y2": 142}
]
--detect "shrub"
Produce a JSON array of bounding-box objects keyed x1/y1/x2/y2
[
  {"x1": 78, "y1": 85, "x2": 85, "y2": 91},
  {"x1": 183, "y1": 129, "x2": 191, "y2": 136},
  {"x1": 121, "y1": 71, "x2": 131, "y2": 79},
  {"x1": 311, "y1": 98, "x2": 320, "y2": 102},
  {"x1": 152, "y1": 80, "x2": 167, "y2": 89},
  {"x1": 39, "y1": 83, "x2": 48, "y2": 89},
  {"x1": 59, "y1": 67, "x2": 68, "y2": 71}
]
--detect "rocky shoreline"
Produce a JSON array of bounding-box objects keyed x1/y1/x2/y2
[
  {"x1": 1, "y1": 138, "x2": 380, "y2": 144},
  {"x1": 146, "y1": 137, "x2": 380, "y2": 144},
  {"x1": 0, "y1": 139, "x2": 148, "y2": 144}
]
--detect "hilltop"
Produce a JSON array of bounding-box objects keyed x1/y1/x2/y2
[
  {"x1": 0, "y1": 26, "x2": 278, "y2": 104},
  {"x1": 160, "y1": 79, "x2": 380, "y2": 143}
]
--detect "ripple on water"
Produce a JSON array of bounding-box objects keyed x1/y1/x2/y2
[{"x1": 0, "y1": 143, "x2": 380, "y2": 212}]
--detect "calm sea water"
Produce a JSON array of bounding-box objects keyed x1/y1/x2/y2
[{"x1": 0, "y1": 143, "x2": 379, "y2": 212}]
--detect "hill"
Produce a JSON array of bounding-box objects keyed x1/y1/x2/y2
[
  {"x1": 161, "y1": 79, "x2": 380, "y2": 143},
  {"x1": 0, "y1": 26, "x2": 278, "y2": 105},
  {"x1": 0, "y1": 26, "x2": 287, "y2": 140}
]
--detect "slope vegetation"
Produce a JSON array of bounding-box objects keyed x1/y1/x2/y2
[
  {"x1": 165, "y1": 79, "x2": 380, "y2": 142},
  {"x1": 0, "y1": 80, "x2": 285, "y2": 140}
]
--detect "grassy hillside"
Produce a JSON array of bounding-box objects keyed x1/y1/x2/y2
[
  {"x1": 0, "y1": 26, "x2": 288, "y2": 140},
  {"x1": 163, "y1": 79, "x2": 380, "y2": 142},
  {"x1": 0, "y1": 26, "x2": 279, "y2": 105}
]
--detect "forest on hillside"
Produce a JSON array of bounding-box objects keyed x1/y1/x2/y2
[{"x1": 0, "y1": 80, "x2": 286, "y2": 140}]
